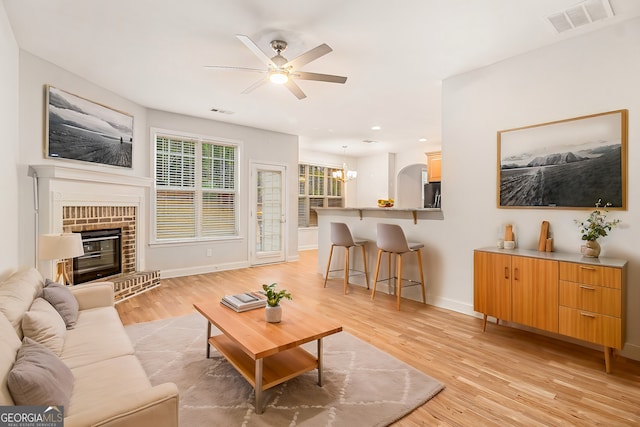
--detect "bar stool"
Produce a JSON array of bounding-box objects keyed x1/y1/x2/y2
[
  {"x1": 371, "y1": 223, "x2": 426, "y2": 310},
  {"x1": 324, "y1": 222, "x2": 370, "y2": 294}
]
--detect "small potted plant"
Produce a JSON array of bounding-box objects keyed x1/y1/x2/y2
[
  {"x1": 262, "y1": 283, "x2": 292, "y2": 323},
  {"x1": 575, "y1": 199, "x2": 620, "y2": 258}
]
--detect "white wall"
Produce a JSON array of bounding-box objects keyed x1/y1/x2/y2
[
  {"x1": 356, "y1": 152, "x2": 396, "y2": 207},
  {"x1": 146, "y1": 110, "x2": 299, "y2": 276},
  {"x1": 441, "y1": 18, "x2": 640, "y2": 359},
  {"x1": 16, "y1": 51, "x2": 299, "y2": 279},
  {"x1": 0, "y1": 5, "x2": 19, "y2": 279},
  {"x1": 17, "y1": 52, "x2": 149, "y2": 270}
]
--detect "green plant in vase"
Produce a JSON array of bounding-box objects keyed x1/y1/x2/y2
[
  {"x1": 262, "y1": 283, "x2": 292, "y2": 323},
  {"x1": 575, "y1": 199, "x2": 620, "y2": 257}
]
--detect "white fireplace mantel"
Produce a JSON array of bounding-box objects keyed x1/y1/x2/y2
[
  {"x1": 29, "y1": 164, "x2": 151, "y2": 280},
  {"x1": 29, "y1": 164, "x2": 153, "y2": 188}
]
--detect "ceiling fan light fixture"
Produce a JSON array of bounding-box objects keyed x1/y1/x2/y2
[{"x1": 269, "y1": 71, "x2": 289, "y2": 84}]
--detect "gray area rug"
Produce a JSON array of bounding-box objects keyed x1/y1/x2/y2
[{"x1": 125, "y1": 313, "x2": 444, "y2": 426}]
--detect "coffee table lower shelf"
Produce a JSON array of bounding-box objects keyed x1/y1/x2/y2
[{"x1": 209, "y1": 334, "x2": 318, "y2": 390}]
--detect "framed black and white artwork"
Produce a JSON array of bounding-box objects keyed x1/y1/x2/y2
[
  {"x1": 497, "y1": 110, "x2": 627, "y2": 209},
  {"x1": 46, "y1": 85, "x2": 133, "y2": 168}
]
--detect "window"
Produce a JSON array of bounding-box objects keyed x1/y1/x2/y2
[
  {"x1": 154, "y1": 132, "x2": 238, "y2": 241},
  {"x1": 298, "y1": 164, "x2": 343, "y2": 227}
]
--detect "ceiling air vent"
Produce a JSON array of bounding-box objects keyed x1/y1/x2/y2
[
  {"x1": 210, "y1": 107, "x2": 234, "y2": 115},
  {"x1": 547, "y1": 0, "x2": 614, "y2": 34}
]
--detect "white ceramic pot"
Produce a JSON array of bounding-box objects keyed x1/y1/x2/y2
[{"x1": 265, "y1": 305, "x2": 282, "y2": 323}]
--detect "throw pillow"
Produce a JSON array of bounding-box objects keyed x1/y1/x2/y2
[
  {"x1": 22, "y1": 298, "x2": 66, "y2": 356},
  {"x1": 8, "y1": 337, "x2": 74, "y2": 408},
  {"x1": 44, "y1": 279, "x2": 79, "y2": 329}
]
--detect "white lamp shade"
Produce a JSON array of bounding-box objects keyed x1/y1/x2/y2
[{"x1": 39, "y1": 233, "x2": 85, "y2": 260}]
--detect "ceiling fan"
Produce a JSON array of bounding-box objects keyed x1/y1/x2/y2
[{"x1": 205, "y1": 35, "x2": 347, "y2": 99}]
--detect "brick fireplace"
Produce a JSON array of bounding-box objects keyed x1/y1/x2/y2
[
  {"x1": 60, "y1": 205, "x2": 159, "y2": 301},
  {"x1": 62, "y1": 205, "x2": 137, "y2": 279},
  {"x1": 30, "y1": 164, "x2": 158, "y2": 302}
]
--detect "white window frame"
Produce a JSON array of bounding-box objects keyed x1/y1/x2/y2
[
  {"x1": 298, "y1": 163, "x2": 344, "y2": 228},
  {"x1": 150, "y1": 127, "x2": 242, "y2": 244}
]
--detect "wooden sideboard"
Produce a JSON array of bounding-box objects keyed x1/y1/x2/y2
[{"x1": 474, "y1": 247, "x2": 626, "y2": 373}]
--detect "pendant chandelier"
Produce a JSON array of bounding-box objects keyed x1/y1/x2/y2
[{"x1": 332, "y1": 146, "x2": 357, "y2": 182}]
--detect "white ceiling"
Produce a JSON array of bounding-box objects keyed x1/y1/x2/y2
[{"x1": 4, "y1": 0, "x2": 640, "y2": 157}]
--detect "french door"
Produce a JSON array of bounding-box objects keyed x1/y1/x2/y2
[{"x1": 250, "y1": 162, "x2": 286, "y2": 265}]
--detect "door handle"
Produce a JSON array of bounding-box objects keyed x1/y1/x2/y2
[{"x1": 504, "y1": 267, "x2": 509, "y2": 279}]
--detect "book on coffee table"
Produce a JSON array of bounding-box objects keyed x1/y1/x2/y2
[{"x1": 221, "y1": 291, "x2": 267, "y2": 312}]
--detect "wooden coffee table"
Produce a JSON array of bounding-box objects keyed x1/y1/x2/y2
[{"x1": 193, "y1": 300, "x2": 342, "y2": 414}]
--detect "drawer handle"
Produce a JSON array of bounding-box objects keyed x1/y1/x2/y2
[
  {"x1": 580, "y1": 312, "x2": 596, "y2": 318},
  {"x1": 579, "y1": 266, "x2": 596, "y2": 271},
  {"x1": 504, "y1": 267, "x2": 509, "y2": 279},
  {"x1": 579, "y1": 285, "x2": 596, "y2": 291}
]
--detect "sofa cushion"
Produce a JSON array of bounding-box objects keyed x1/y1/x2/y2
[
  {"x1": 0, "y1": 268, "x2": 45, "y2": 338},
  {"x1": 43, "y1": 279, "x2": 79, "y2": 329},
  {"x1": 0, "y1": 313, "x2": 21, "y2": 405},
  {"x1": 22, "y1": 298, "x2": 66, "y2": 356},
  {"x1": 7, "y1": 337, "x2": 74, "y2": 408},
  {"x1": 61, "y1": 307, "x2": 134, "y2": 369},
  {"x1": 67, "y1": 355, "x2": 151, "y2": 418}
]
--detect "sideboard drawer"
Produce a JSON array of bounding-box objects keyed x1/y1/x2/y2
[
  {"x1": 559, "y1": 307, "x2": 621, "y2": 348},
  {"x1": 559, "y1": 262, "x2": 621, "y2": 289},
  {"x1": 559, "y1": 281, "x2": 621, "y2": 317}
]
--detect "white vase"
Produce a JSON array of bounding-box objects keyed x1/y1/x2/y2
[{"x1": 265, "y1": 305, "x2": 282, "y2": 323}]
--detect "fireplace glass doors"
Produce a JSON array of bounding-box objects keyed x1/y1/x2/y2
[{"x1": 73, "y1": 228, "x2": 122, "y2": 284}]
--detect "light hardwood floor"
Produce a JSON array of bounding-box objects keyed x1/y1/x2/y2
[{"x1": 116, "y1": 250, "x2": 640, "y2": 426}]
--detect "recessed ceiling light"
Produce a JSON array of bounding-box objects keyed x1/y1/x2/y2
[
  {"x1": 362, "y1": 139, "x2": 378, "y2": 144},
  {"x1": 371, "y1": 125, "x2": 381, "y2": 131},
  {"x1": 418, "y1": 138, "x2": 427, "y2": 142}
]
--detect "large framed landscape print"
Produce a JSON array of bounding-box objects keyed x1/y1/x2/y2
[
  {"x1": 497, "y1": 110, "x2": 627, "y2": 209},
  {"x1": 46, "y1": 85, "x2": 133, "y2": 168}
]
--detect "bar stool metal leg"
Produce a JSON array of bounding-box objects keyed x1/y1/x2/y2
[{"x1": 361, "y1": 244, "x2": 370, "y2": 289}]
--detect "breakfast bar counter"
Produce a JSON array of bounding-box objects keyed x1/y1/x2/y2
[
  {"x1": 314, "y1": 207, "x2": 442, "y2": 224},
  {"x1": 314, "y1": 207, "x2": 442, "y2": 301}
]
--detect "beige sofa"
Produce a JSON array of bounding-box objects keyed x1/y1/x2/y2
[{"x1": 0, "y1": 268, "x2": 178, "y2": 427}]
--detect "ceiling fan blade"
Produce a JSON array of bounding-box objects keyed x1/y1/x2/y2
[
  {"x1": 203, "y1": 65, "x2": 266, "y2": 73},
  {"x1": 284, "y1": 43, "x2": 332, "y2": 69},
  {"x1": 236, "y1": 34, "x2": 276, "y2": 67},
  {"x1": 292, "y1": 71, "x2": 347, "y2": 84},
  {"x1": 284, "y1": 80, "x2": 307, "y2": 100},
  {"x1": 241, "y1": 76, "x2": 269, "y2": 94}
]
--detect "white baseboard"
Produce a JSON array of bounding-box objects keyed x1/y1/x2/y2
[
  {"x1": 621, "y1": 342, "x2": 640, "y2": 361},
  {"x1": 429, "y1": 296, "x2": 476, "y2": 316},
  {"x1": 160, "y1": 261, "x2": 250, "y2": 279}
]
